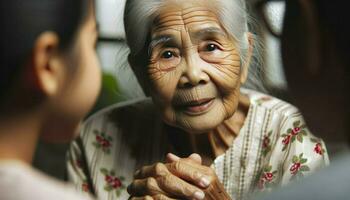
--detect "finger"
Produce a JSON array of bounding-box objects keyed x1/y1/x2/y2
[
  {"x1": 166, "y1": 160, "x2": 211, "y2": 188},
  {"x1": 166, "y1": 153, "x2": 201, "y2": 164},
  {"x1": 188, "y1": 153, "x2": 202, "y2": 164},
  {"x1": 157, "y1": 173, "x2": 205, "y2": 200},
  {"x1": 129, "y1": 195, "x2": 153, "y2": 200},
  {"x1": 127, "y1": 177, "x2": 166, "y2": 197},
  {"x1": 134, "y1": 163, "x2": 170, "y2": 179},
  {"x1": 152, "y1": 194, "x2": 178, "y2": 200},
  {"x1": 165, "y1": 153, "x2": 180, "y2": 163}
]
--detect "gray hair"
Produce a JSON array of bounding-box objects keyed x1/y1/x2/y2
[{"x1": 123, "y1": 0, "x2": 266, "y2": 92}]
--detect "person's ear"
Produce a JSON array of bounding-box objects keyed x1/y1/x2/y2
[
  {"x1": 240, "y1": 32, "x2": 254, "y2": 84},
  {"x1": 30, "y1": 31, "x2": 61, "y2": 97},
  {"x1": 128, "y1": 53, "x2": 150, "y2": 95}
]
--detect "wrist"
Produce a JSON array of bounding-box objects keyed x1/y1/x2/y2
[{"x1": 204, "y1": 179, "x2": 232, "y2": 200}]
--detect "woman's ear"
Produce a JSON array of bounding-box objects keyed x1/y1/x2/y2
[
  {"x1": 28, "y1": 31, "x2": 62, "y2": 97},
  {"x1": 240, "y1": 32, "x2": 254, "y2": 84}
]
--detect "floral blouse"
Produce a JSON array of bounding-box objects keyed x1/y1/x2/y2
[{"x1": 67, "y1": 89, "x2": 329, "y2": 200}]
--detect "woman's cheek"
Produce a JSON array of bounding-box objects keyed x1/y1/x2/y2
[
  {"x1": 207, "y1": 61, "x2": 241, "y2": 94},
  {"x1": 206, "y1": 57, "x2": 241, "y2": 117},
  {"x1": 201, "y1": 50, "x2": 241, "y2": 89},
  {"x1": 148, "y1": 64, "x2": 181, "y2": 109}
]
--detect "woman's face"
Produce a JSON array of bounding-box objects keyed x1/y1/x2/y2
[{"x1": 146, "y1": 0, "x2": 244, "y2": 133}]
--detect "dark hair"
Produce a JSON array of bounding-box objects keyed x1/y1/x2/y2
[{"x1": 0, "y1": 0, "x2": 87, "y2": 100}]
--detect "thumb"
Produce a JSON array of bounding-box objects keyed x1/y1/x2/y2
[
  {"x1": 188, "y1": 153, "x2": 202, "y2": 164},
  {"x1": 166, "y1": 153, "x2": 180, "y2": 163}
]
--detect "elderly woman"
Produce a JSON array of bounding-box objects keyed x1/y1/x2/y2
[{"x1": 67, "y1": 0, "x2": 328, "y2": 199}]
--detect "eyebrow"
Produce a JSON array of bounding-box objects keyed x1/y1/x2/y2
[{"x1": 148, "y1": 35, "x2": 174, "y2": 56}]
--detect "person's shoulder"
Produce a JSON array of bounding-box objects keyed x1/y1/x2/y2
[
  {"x1": 243, "y1": 88, "x2": 300, "y2": 119},
  {"x1": 243, "y1": 88, "x2": 327, "y2": 152},
  {"x1": 0, "y1": 161, "x2": 93, "y2": 200},
  {"x1": 80, "y1": 97, "x2": 156, "y2": 132},
  {"x1": 84, "y1": 97, "x2": 154, "y2": 124},
  {"x1": 78, "y1": 97, "x2": 160, "y2": 144}
]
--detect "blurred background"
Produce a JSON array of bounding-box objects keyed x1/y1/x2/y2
[{"x1": 33, "y1": 0, "x2": 348, "y2": 180}]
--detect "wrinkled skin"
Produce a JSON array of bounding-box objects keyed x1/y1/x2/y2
[
  {"x1": 145, "y1": 0, "x2": 247, "y2": 133},
  {"x1": 128, "y1": 0, "x2": 253, "y2": 199},
  {"x1": 128, "y1": 153, "x2": 231, "y2": 200}
]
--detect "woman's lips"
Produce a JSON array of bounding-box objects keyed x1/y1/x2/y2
[{"x1": 180, "y1": 98, "x2": 215, "y2": 114}]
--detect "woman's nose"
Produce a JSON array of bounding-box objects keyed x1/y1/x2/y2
[{"x1": 178, "y1": 56, "x2": 210, "y2": 88}]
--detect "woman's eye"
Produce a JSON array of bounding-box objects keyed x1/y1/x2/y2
[
  {"x1": 206, "y1": 43, "x2": 218, "y2": 52},
  {"x1": 161, "y1": 51, "x2": 174, "y2": 59}
]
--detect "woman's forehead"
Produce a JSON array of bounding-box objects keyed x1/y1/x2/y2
[{"x1": 151, "y1": 1, "x2": 224, "y2": 38}]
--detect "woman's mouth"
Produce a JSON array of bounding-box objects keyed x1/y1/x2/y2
[{"x1": 179, "y1": 98, "x2": 215, "y2": 115}]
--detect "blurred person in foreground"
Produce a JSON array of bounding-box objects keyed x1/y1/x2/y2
[
  {"x1": 0, "y1": 0, "x2": 101, "y2": 199},
  {"x1": 254, "y1": 0, "x2": 350, "y2": 199}
]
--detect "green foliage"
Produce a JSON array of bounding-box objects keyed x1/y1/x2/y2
[{"x1": 89, "y1": 72, "x2": 124, "y2": 116}]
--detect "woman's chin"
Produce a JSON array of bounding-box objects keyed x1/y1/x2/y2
[
  {"x1": 173, "y1": 114, "x2": 226, "y2": 134},
  {"x1": 161, "y1": 101, "x2": 230, "y2": 134}
]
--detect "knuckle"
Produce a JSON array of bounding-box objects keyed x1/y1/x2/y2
[
  {"x1": 181, "y1": 185, "x2": 196, "y2": 197},
  {"x1": 173, "y1": 161, "x2": 183, "y2": 171},
  {"x1": 159, "y1": 173, "x2": 173, "y2": 187},
  {"x1": 145, "y1": 177, "x2": 158, "y2": 193},
  {"x1": 144, "y1": 195, "x2": 154, "y2": 200},
  {"x1": 154, "y1": 163, "x2": 166, "y2": 176},
  {"x1": 193, "y1": 170, "x2": 202, "y2": 180},
  {"x1": 159, "y1": 174, "x2": 193, "y2": 197},
  {"x1": 152, "y1": 194, "x2": 167, "y2": 200}
]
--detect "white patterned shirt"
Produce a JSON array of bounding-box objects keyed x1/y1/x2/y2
[{"x1": 67, "y1": 89, "x2": 329, "y2": 200}]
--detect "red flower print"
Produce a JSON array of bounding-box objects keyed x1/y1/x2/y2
[
  {"x1": 100, "y1": 168, "x2": 126, "y2": 196},
  {"x1": 291, "y1": 127, "x2": 301, "y2": 135},
  {"x1": 282, "y1": 135, "x2": 291, "y2": 145},
  {"x1": 257, "y1": 165, "x2": 277, "y2": 191},
  {"x1": 96, "y1": 135, "x2": 110, "y2": 147},
  {"x1": 290, "y1": 162, "x2": 301, "y2": 175},
  {"x1": 105, "y1": 175, "x2": 122, "y2": 188},
  {"x1": 112, "y1": 177, "x2": 122, "y2": 188},
  {"x1": 82, "y1": 183, "x2": 89, "y2": 192},
  {"x1": 282, "y1": 121, "x2": 308, "y2": 151},
  {"x1": 262, "y1": 131, "x2": 273, "y2": 156},
  {"x1": 93, "y1": 130, "x2": 113, "y2": 154},
  {"x1": 264, "y1": 172, "x2": 274, "y2": 182},
  {"x1": 105, "y1": 175, "x2": 113, "y2": 183},
  {"x1": 96, "y1": 135, "x2": 103, "y2": 142},
  {"x1": 290, "y1": 154, "x2": 310, "y2": 181},
  {"x1": 263, "y1": 136, "x2": 270, "y2": 148},
  {"x1": 102, "y1": 140, "x2": 111, "y2": 148},
  {"x1": 76, "y1": 160, "x2": 83, "y2": 168},
  {"x1": 314, "y1": 143, "x2": 323, "y2": 155}
]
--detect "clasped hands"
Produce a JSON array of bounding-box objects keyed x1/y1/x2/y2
[{"x1": 127, "y1": 153, "x2": 232, "y2": 200}]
